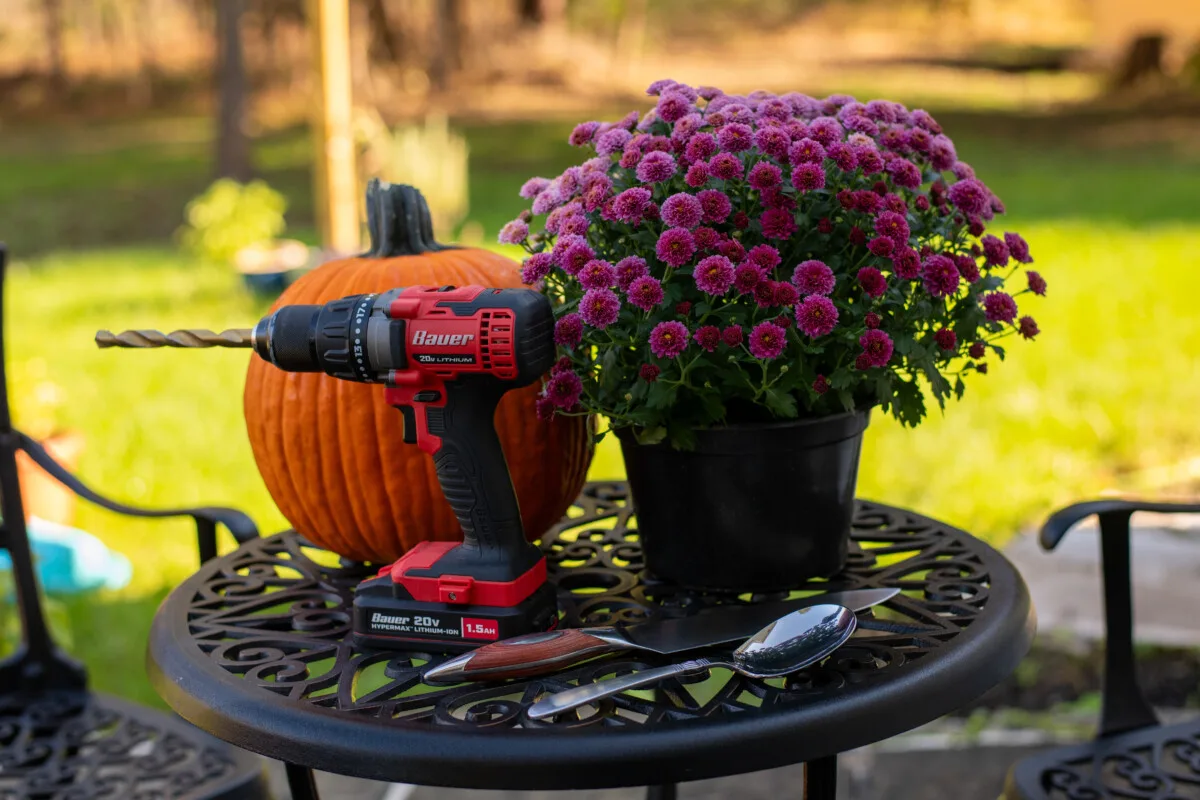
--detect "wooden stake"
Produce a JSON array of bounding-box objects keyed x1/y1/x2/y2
[{"x1": 308, "y1": 0, "x2": 359, "y2": 255}]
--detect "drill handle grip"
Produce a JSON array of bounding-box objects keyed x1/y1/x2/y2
[{"x1": 424, "y1": 386, "x2": 528, "y2": 566}]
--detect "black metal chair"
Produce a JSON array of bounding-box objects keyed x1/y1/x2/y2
[
  {"x1": 1004, "y1": 498, "x2": 1200, "y2": 799},
  {"x1": 0, "y1": 244, "x2": 267, "y2": 799}
]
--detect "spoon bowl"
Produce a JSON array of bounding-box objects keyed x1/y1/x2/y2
[{"x1": 527, "y1": 603, "x2": 857, "y2": 721}]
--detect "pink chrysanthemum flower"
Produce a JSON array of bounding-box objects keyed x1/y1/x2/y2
[
  {"x1": 852, "y1": 190, "x2": 881, "y2": 214},
  {"x1": 661, "y1": 193, "x2": 703, "y2": 229},
  {"x1": 697, "y1": 189, "x2": 733, "y2": 223},
  {"x1": 521, "y1": 252, "x2": 553, "y2": 285},
  {"x1": 795, "y1": 295, "x2": 839, "y2": 338},
  {"x1": 844, "y1": 115, "x2": 881, "y2": 138},
  {"x1": 722, "y1": 325, "x2": 744, "y2": 347},
  {"x1": 969, "y1": 342, "x2": 987, "y2": 359},
  {"x1": 880, "y1": 127, "x2": 909, "y2": 152},
  {"x1": 693, "y1": 255, "x2": 736, "y2": 295},
  {"x1": 748, "y1": 321, "x2": 788, "y2": 359},
  {"x1": 531, "y1": 183, "x2": 561, "y2": 215},
  {"x1": 792, "y1": 260, "x2": 835, "y2": 296},
  {"x1": 693, "y1": 226, "x2": 719, "y2": 251},
  {"x1": 558, "y1": 214, "x2": 589, "y2": 237},
  {"x1": 827, "y1": 142, "x2": 858, "y2": 172},
  {"x1": 907, "y1": 128, "x2": 932, "y2": 153},
  {"x1": 627, "y1": 275, "x2": 665, "y2": 311},
  {"x1": 774, "y1": 282, "x2": 800, "y2": 306},
  {"x1": 791, "y1": 163, "x2": 826, "y2": 192},
  {"x1": 859, "y1": 329, "x2": 894, "y2": 367},
  {"x1": 753, "y1": 127, "x2": 791, "y2": 160},
  {"x1": 922, "y1": 254, "x2": 960, "y2": 298},
  {"x1": 649, "y1": 321, "x2": 689, "y2": 359},
  {"x1": 1026, "y1": 270, "x2": 1047, "y2": 296},
  {"x1": 857, "y1": 267, "x2": 888, "y2": 298},
  {"x1": 619, "y1": 145, "x2": 641, "y2": 170},
  {"x1": 761, "y1": 208, "x2": 797, "y2": 239},
  {"x1": 615, "y1": 256, "x2": 649, "y2": 290},
  {"x1": 636, "y1": 151, "x2": 677, "y2": 183},
  {"x1": 934, "y1": 328, "x2": 957, "y2": 351},
  {"x1": 881, "y1": 193, "x2": 905, "y2": 215},
  {"x1": 717, "y1": 123, "x2": 754, "y2": 152},
  {"x1": 656, "y1": 92, "x2": 693, "y2": 123},
  {"x1": 498, "y1": 219, "x2": 529, "y2": 245},
  {"x1": 982, "y1": 291, "x2": 1018, "y2": 323},
  {"x1": 747, "y1": 244, "x2": 781, "y2": 271},
  {"x1": 545, "y1": 370, "x2": 582, "y2": 409},
  {"x1": 954, "y1": 254, "x2": 981, "y2": 284},
  {"x1": 708, "y1": 152, "x2": 744, "y2": 181},
  {"x1": 887, "y1": 158, "x2": 922, "y2": 189},
  {"x1": 646, "y1": 78, "x2": 678, "y2": 96},
  {"x1": 595, "y1": 128, "x2": 632, "y2": 157},
  {"x1": 787, "y1": 137, "x2": 826, "y2": 165},
  {"x1": 579, "y1": 288, "x2": 621, "y2": 328},
  {"x1": 581, "y1": 175, "x2": 613, "y2": 213},
  {"x1": 693, "y1": 325, "x2": 721, "y2": 352},
  {"x1": 1005, "y1": 232, "x2": 1033, "y2": 263},
  {"x1": 686, "y1": 133, "x2": 718, "y2": 162},
  {"x1": 1018, "y1": 316, "x2": 1040, "y2": 340},
  {"x1": 639, "y1": 364, "x2": 660, "y2": 382},
  {"x1": 910, "y1": 108, "x2": 942, "y2": 133},
  {"x1": 866, "y1": 99, "x2": 900, "y2": 123},
  {"x1": 981, "y1": 235, "x2": 1010, "y2": 267},
  {"x1": 611, "y1": 187, "x2": 652, "y2": 224},
  {"x1": 948, "y1": 178, "x2": 989, "y2": 215},
  {"x1": 569, "y1": 122, "x2": 600, "y2": 146},
  {"x1": 557, "y1": 240, "x2": 595, "y2": 275},
  {"x1": 685, "y1": 162, "x2": 710, "y2": 188},
  {"x1": 864, "y1": 312, "x2": 882, "y2": 329},
  {"x1": 554, "y1": 313, "x2": 583, "y2": 347},
  {"x1": 807, "y1": 117, "x2": 843, "y2": 146},
  {"x1": 671, "y1": 113, "x2": 703, "y2": 141},
  {"x1": 734, "y1": 263, "x2": 765, "y2": 294},
  {"x1": 813, "y1": 375, "x2": 830, "y2": 395},
  {"x1": 656, "y1": 227, "x2": 696, "y2": 267},
  {"x1": 754, "y1": 280, "x2": 779, "y2": 308},
  {"x1": 855, "y1": 146, "x2": 884, "y2": 176},
  {"x1": 930, "y1": 135, "x2": 957, "y2": 171},
  {"x1": 747, "y1": 162, "x2": 782, "y2": 190},
  {"x1": 952, "y1": 161, "x2": 976, "y2": 180},
  {"x1": 732, "y1": 211, "x2": 750, "y2": 229},
  {"x1": 718, "y1": 238, "x2": 746, "y2": 262},
  {"x1": 867, "y1": 237, "x2": 894, "y2": 257},
  {"x1": 874, "y1": 211, "x2": 910, "y2": 245},
  {"x1": 578, "y1": 259, "x2": 616, "y2": 290},
  {"x1": 520, "y1": 177, "x2": 551, "y2": 199},
  {"x1": 535, "y1": 396, "x2": 554, "y2": 421}
]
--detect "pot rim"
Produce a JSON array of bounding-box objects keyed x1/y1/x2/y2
[{"x1": 614, "y1": 406, "x2": 872, "y2": 454}]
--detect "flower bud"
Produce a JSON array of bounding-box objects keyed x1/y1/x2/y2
[{"x1": 780, "y1": 365, "x2": 789, "y2": 373}]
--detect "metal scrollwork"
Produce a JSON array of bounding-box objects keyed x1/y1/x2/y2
[
  {"x1": 1033, "y1": 726, "x2": 1200, "y2": 799},
  {"x1": 0, "y1": 691, "x2": 237, "y2": 800},
  {"x1": 174, "y1": 481, "x2": 998, "y2": 731}
]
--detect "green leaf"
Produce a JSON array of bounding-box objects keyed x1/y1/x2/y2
[
  {"x1": 991, "y1": 344, "x2": 1006, "y2": 361},
  {"x1": 764, "y1": 388, "x2": 799, "y2": 418},
  {"x1": 954, "y1": 377, "x2": 966, "y2": 401},
  {"x1": 699, "y1": 391, "x2": 727, "y2": 424},
  {"x1": 635, "y1": 426, "x2": 667, "y2": 445},
  {"x1": 646, "y1": 381, "x2": 678, "y2": 410}
]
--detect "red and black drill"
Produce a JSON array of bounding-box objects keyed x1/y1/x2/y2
[{"x1": 97, "y1": 285, "x2": 559, "y2": 652}]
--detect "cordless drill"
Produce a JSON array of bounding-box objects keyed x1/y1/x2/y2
[{"x1": 97, "y1": 285, "x2": 560, "y2": 652}]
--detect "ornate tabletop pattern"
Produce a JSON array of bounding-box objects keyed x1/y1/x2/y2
[
  {"x1": 0, "y1": 691, "x2": 243, "y2": 800},
  {"x1": 177, "y1": 481, "x2": 1000, "y2": 731}
]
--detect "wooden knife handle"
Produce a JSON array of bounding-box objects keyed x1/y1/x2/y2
[{"x1": 424, "y1": 629, "x2": 624, "y2": 684}]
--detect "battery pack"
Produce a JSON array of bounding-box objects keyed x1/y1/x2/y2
[{"x1": 350, "y1": 541, "x2": 558, "y2": 652}]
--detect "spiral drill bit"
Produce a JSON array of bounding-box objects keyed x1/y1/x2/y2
[{"x1": 95, "y1": 329, "x2": 254, "y2": 348}]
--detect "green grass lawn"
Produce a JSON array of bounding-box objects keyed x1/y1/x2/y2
[{"x1": 3, "y1": 107, "x2": 1200, "y2": 706}]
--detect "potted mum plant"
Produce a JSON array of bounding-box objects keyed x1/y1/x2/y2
[{"x1": 505, "y1": 80, "x2": 1046, "y2": 591}]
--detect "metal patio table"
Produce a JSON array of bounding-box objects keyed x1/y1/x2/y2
[{"x1": 147, "y1": 481, "x2": 1036, "y2": 799}]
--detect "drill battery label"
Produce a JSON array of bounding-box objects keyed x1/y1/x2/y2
[
  {"x1": 414, "y1": 353, "x2": 476, "y2": 365},
  {"x1": 367, "y1": 611, "x2": 500, "y2": 640}
]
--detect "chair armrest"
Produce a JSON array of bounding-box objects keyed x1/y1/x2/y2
[
  {"x1": 14, "y1": 430, "x2": 258, "y2": 564},
  {"x1": 1040, "y1": 498, "x2": 1200, "y2": 551}
]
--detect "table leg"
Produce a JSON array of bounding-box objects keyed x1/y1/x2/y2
[
  {"x1": 646, "y1": 785, "x2": 677, "y2": 800},
  {"x1": 804, "y1": 756, "x2": 838, "y2": 800},
  {"x1": 285, "y1": 762, "x2": 321, "y2": 800}
]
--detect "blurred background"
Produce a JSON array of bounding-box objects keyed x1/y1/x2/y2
[{"x1": 2, "y1": 0, "x2": 1200, "y2": 710}]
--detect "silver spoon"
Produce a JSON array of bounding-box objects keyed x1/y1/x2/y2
[{"x1": 527, "y1": 603, "x2": 857, "y2": 721}]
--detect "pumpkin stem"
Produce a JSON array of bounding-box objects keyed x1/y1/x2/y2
[{"x1": 363, "y1": 178, "x2": 456, "y2": 257}]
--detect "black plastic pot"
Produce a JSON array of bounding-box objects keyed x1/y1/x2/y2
[{"x1": 616, "y1": 408, "x2": 871, "y2": 592}]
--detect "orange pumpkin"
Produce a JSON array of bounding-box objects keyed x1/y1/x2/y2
[{"x1": 244, "y1": 181, "x2": 592, "y2": 563}]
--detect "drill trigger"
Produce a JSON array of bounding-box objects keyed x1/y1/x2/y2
[{"x1": 398, "y1": 405, "x2": 418, "y2": 445}]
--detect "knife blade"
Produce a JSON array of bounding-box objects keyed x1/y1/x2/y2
[{"x1": 422, "y1": 587, "x2": 898, "y2": 684}]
